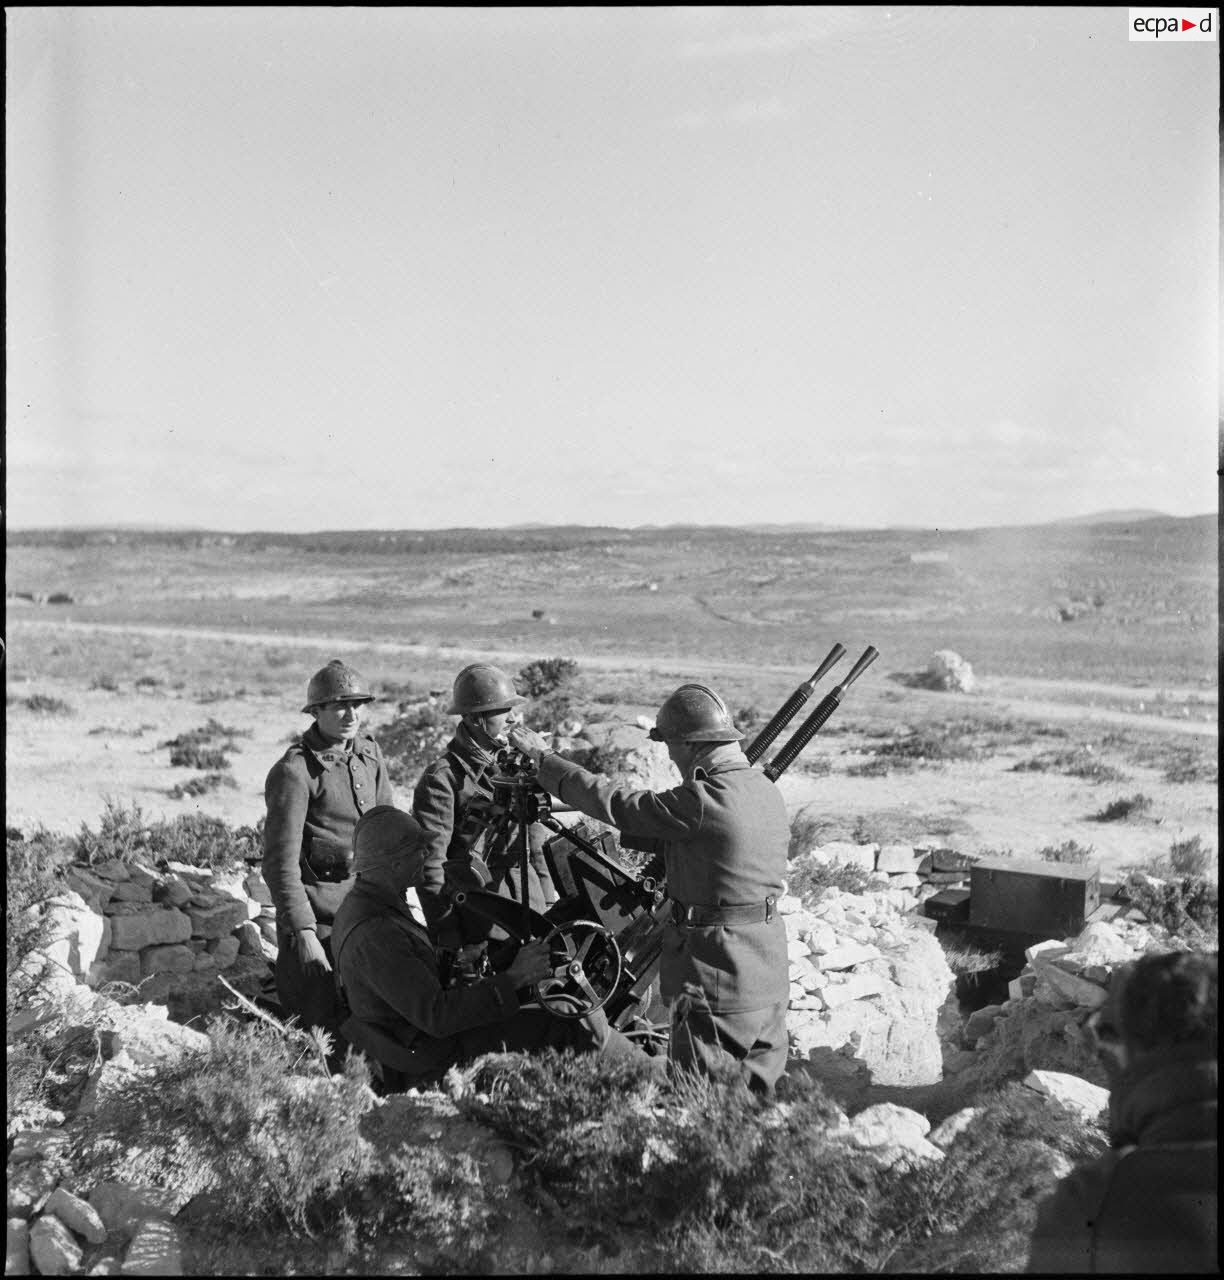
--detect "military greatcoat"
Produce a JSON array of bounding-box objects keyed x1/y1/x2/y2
[
  {"x1": 412, "y1": 723, "x2": 555, "y2": 945},
  {"x1": 536, "y1": 745, "x2": 790, "y2": 1089},
  {"x1": 262, "y1": 723, "x2": 393, "y2": 1037}
]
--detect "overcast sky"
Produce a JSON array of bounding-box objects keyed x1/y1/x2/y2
[{"x1": 6, "y1": 6, "x2": 1219, "y2": 532}]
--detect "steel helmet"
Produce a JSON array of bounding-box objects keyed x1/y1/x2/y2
[
  {"x1": 302, "y1": 660, "x2": 375, "y2": 714},
  {"x1": 447, "y1": 663, "x2": 526, "y2": 716},
  {"x1": 648, "y1": 683, "x2": 744, "y2": 744}
]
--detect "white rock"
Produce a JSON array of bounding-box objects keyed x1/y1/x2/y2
[
  {"x1": 43, "y1": 1188, "x2": 108, "y2": 1245},
  {"x1": 1071, "y1": 922, "x2": 1133, "y2": 965},
  {"x1": 787, "y1": 938, "x2": 812, "y2": 963},
  {"x1": 776, "y1": 894, "x2": 805, "y2": 916},
  {"x1": 805, "y1": 924, "x2": 839, "y2": 955},
  {"x1": 121, "y1": 1216, "x2": 183, "y2": 1275},
  {"x1": 1025, "y1": 939, "x2": 1072, "y2": 964},
  {"x1": 820, "y1": 973, "x2": 887, "y2": 1007},
  {"x1": 815, "y1": 941, "x2": 882, "y2": 971},
  {"x1": 1023, "y1": 1070, "x2": 1109, "y2": 1122},
  {"x1": 927, "y1": 650, "x2": 975, "y2": 692},
  {"x1": 29, "y1": 1214, "x2": 82, "y2": 1275},
  {"x1": 928, "y1": 1107, "x2": 979, "y2": 1149},
  {"x1": 876, "y1": 845, "x2": 921, "y2": 873}
]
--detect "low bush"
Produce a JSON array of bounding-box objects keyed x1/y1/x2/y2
[
  {"x1": 72, "y1": 800, "x2": 262, "y2": 870},
  {"x1": 1037, "y1": 839, "x2": 1096, "y2": 865},
  {"x1": 1091, "y1": 793, "x2": 1153, "y2": 822},
  {"x1": 846, "y1": 724, "x2": 984, "y2": 776},
  {"x1": 788, "y1": 858, "x2": 873, "y2": 897},
  {"x1": 1012, "y1": 747, "x2": 1126, "y2": 783},
  {"x1": 373, "y1": 703, "x2": 452, "y2": 789},
  {"x1": 517, "y1": 657, "x2": 580, "y2": 698},
  {"x1": 1166, "y1": 835, "x2": 1214, "y2": 878},
  {"x1": 170, "y1": 745, "x2": 231, "y2": 769},
  {"x1": 17, "y1": 693, "x2": 75, "y2": 714},
  {"x1": 168, "y1": 772, "x2": 238, "y2": 799},
  {"x1": 1127, "y1": 874, "x2": 1218, "y2": 943}
]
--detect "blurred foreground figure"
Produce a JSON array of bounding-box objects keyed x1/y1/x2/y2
[
  {"x1": 262, "y1": 661, "x2": 393, "y2": 1050},
  {"x1": 332, "y1": 806, "x2": 646, "y2": 1092},
  {"x1": 510, "y1": 682, "x2": 790, "y2": 1095},
  {"x1": 1026, "y1": 949, "x2": 1217, "y2": 1274}
]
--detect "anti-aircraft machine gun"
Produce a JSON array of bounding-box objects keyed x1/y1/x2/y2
[{"x1": 443, "y1": 644, "x2": 879, "y2": 1043}]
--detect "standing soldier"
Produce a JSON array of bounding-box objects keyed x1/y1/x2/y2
[
  {"x1": 262, "y1": 659, "x2": 394, "y2": 1048},
  {"x1": 412, "y1": 663, "x2": 557, "y2": 952},
  {"x1": 509, "y1": 683, "x2": 790, "y2": 1094}
]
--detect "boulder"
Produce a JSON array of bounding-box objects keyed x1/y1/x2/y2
[
  {"x1": 820, "y1": 972, "x2": 887, "y2": 1007},
  {"x1": 1023, "y1": 1070, "x2": 1109, "y2": 1122},
  {"x1": 7, "y1": 1219, "x2": 31, "y2": 1277},
  {"x1": 140, "y1": 945, "x2": 196, "y2": 977},
  {"x1": 87, "y1": 1184, "x2": 180, "y2": 1242},
  {"x1": 186, "y1": 898, "x2": 249, "y2": 939},
  {"x1": 41, "y1": 892, "x2": 109, "y2": 980},
  {"x1": 562, "y1": 723, "x2": 678, "y2": 792},
  {"x1": 43, "y1": 1187, "x2": 108, "y2": 1244},
  {"x1": 1032, "y1": 959, "x2": 1108, "y2": 1009},
  {"x1": 121, "y1": 1216, "x2": 183, "y2": 1275},
  {"x1": 928, "y1": 1106, "x2": 979, "y2": 1149},
  {"x1": 7, "y1": 1160, "x2": 61, "y2": 1218},
  {"x1": 926, "y1": 650, "x2": 975, "y2": 692},
  {"x1": 28, "y1": 1214, "x2": 82, "y2": 1276},
  {"x1": 1070, "y1": 922, "x2": 1134, "y2": 965},
  {"x1": 876, "y1": 845, "x2": 922, "y2": 873},
  {"x1": 107, "y1": 907, "x2": 193, "y2": 952}
]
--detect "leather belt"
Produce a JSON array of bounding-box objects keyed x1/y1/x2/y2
[{"x1": 672, "y1": 897, "x2": 777, "y2": 927}]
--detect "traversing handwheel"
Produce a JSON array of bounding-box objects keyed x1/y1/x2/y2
[{"x1": 533, "y1": 919, "x2": 623, "y2": 1020}]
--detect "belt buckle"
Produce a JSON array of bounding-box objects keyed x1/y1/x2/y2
[{"x1": 684, "y1": 905, "x2": 698, "y2": 926}]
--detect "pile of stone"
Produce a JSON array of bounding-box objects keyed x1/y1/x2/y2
[
  {"x1": 943, "y1": 917, "x2": 1160, "y2": 1084},
  {"x1": 779, "y1": 846, "x2": 959, "y2": 1098},
  {"x1": 17, "y1": 858, "x2": 274, "y2": 1026}
]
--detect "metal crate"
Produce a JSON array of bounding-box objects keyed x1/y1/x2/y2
[{"x1": 969, "y1": 857, "x2": 1099, "y2": 936}]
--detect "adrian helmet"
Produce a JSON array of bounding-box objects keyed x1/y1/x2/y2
[
  {"x1": 648, "y1": 683, "x2": 744, "y2": 744},
  {"x1": 447, "y1": 663, "x2": 526, "y2": 716},
  {"x1": 302, "y1": 660, "x2": 375, "y2": 714}
]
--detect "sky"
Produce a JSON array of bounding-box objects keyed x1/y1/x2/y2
[{"x1": 5, "y1": 6, "x2": 1220, "y2": 532}]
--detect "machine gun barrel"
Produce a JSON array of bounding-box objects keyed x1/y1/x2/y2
[
  {"x1": 762, "y1": 646, "x2": 878, "y2": 781},
  {"x1": 744, "y1": 643, "x2": 846, "y2": 765}
]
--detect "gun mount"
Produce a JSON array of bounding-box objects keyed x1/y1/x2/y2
[{"x1": 443, "y1": 644, "x2": 877, "y2": 1037}]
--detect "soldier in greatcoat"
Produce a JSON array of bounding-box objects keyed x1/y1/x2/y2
[
  {"x1": 510, "y1": 683, "x2": 791, "y2": 1094},
  {"x1": 333, "y1": 805, "x2": 647, "y2": 1092},
  {"x1": 412, "y1": 663, "x2": 557, "y2": 951},
  {"x1": 262, "y1": 659, "x2": 394, "y2": 1046}
]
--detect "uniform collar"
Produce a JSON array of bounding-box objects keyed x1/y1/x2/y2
[
  {"x1": 351, "y1": 876, "x2": 423, "y2": 925},
  {"x1": 691, "y1": 744, "x2": 750, "y2": 781},
  {"x1": 302, "y1": 723, "x2": 377, "y2": 769},
  {"x1": 449, "y1": 722, "x2": 496, "y2": 779}
]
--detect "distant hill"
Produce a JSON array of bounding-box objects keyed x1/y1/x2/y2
[{"x1": 1050, "y1": 509, "x2": 1169, "y2": 526}]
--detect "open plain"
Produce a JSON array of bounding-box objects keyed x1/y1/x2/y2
[{"x1": 6, "y1": 515, "x2": 1217, "y2": 885}]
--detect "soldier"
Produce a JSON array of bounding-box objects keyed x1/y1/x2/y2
[
  {"x1": 262, "y1": 659, "x2": 394, "y2": 1047},
  {"x1": 509, "y1": 683, "x2": 790, "y2": 1094},
  {"x1": 412, "y1": 663, "x2": 557, "y2": 951},
  {"x1": 1026, "y1": 951, "x2": 1217, "y2": 1274},
  {"x1": 333, "y1": 805, "x2": 647, "y2": 1092}
]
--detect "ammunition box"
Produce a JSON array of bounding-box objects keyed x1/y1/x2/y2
[
  {"x1": 969, "y1": 857, "x2": 1099, "y2": 936},
  {"x1": 923, "y1": 887, "x2": 970, "y2": 923}
]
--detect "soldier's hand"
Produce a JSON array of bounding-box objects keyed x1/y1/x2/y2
[
  {"x1": 295, "y1": 929, "x2": 331, "y2": 975},
  {"x1": 508, "y1": 725, "x2": 550, "y2": 764},
  {"x1": 502, "y1": 939, "x2": 554, "y2": 990}
]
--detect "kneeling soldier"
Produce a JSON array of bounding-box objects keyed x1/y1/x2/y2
[{"x1": 333, "y1": 805, "x2": 645, "y2": 1092}]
